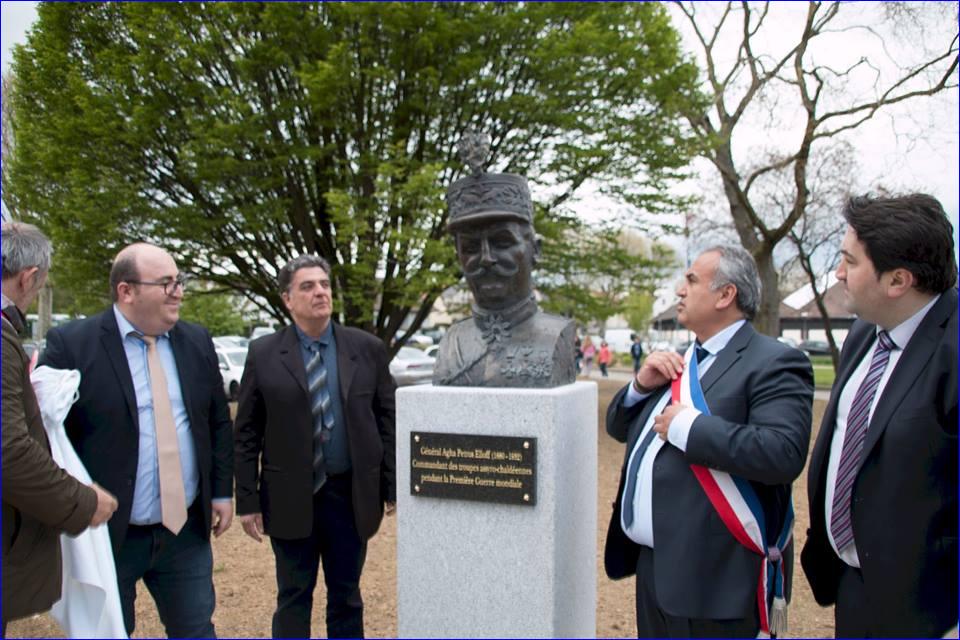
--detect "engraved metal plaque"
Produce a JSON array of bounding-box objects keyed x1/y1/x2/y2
[{"x1": 410, "y1": 432, "x2": 537, "y2": 506}]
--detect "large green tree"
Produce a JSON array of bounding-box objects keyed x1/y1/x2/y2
[{"x1": 7, "y1": 2, "x2": 701, "y2": 346}]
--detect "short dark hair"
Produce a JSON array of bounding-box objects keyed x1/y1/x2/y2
[
  {"x1": 278, "y1": 254, "x2": 332, "y2": 293},
  {"x1": 843, "y1": 193, "x2": 958, "y2": 294},
  {"x1": 109, "y1": 253, "x2": 139, "y2": 303}
]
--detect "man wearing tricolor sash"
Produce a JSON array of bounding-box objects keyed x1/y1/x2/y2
[
  {"x1": 801, "y1": 194, "x2": 958, "y2": 638},
  {"x1": 605, "y1": 245, "x2": 814, "y2": 638}
]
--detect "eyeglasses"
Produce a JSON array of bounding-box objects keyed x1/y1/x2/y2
[{"x1": 126, "y1": 274, "x2": 190, "y2": 296}]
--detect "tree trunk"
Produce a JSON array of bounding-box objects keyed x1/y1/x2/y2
[
  {"x1": 753, "y1": 249, "x2": 779, "y2": 337},
  {"x1": 36, "y1": 282, "x2": 53, "y2": 340}
]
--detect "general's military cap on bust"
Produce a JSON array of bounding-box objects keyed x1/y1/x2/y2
[{"x1": 446, "y1": 130, "x2": 534, "y2": 232}]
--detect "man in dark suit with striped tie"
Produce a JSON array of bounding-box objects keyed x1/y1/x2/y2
[
  {"x1": 234, "y1": 254, "x2": 396, "y2": 639},
  {"x1": 801, "y1": 194, "x2": 957, "y2": 637}
]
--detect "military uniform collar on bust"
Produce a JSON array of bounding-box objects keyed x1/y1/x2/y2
[{"x1": 471, "y1": 294, "x2": 538, "y2": 345}]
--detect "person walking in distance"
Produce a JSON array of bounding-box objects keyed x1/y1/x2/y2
[
  {"x1": 630, "y1": 334, "x2": 644, "y2": 374},
  {"x1": 598, "y1": 341, "x2": 612, "y2": 378},
  {"x1": 581, "y1": 336, "x2": 596, "y2": 376}
]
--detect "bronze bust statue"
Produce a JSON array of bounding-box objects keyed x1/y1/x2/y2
[{"x1": 433, "y1": 132, "x2": 576, "y2": 388}]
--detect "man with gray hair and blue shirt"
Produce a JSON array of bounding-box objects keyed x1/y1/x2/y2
[{"x1": 604, "y1": 244, "x2": 814, "y2": 637}]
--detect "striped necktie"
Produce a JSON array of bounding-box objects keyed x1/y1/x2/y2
[
  {"x1": 830, "y1": 329, "x2": 896, "y2": 551},
  {"x1": 306, "y1": 342, "x2": 335, "y2": 493}
]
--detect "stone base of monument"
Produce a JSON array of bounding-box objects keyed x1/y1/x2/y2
[{"x1": 396, "y1": 381, "x2": 598, "y2": 638}]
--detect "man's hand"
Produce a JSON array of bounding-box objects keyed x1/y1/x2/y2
[
  {"x1": 89, "y1": 483, "x2": 118, "y2": 527},
  {"x1": 385, "y1": 501, "x2": 396, "y2": 516},
  {"x1": 634, "y1": 350, "x2": 685, "y2": 393},
  {"x1": 653, "y1": 403, "x2": 686, "y2": 441},
  {"x1": 211, "y1": 501, "x2": 234, "y2": 538},
  {"x1": 239, "y1": 512, "x2": 265, "y2": 543}
]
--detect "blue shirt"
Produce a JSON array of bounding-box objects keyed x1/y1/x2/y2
[
  {"x1": 294, "y1": 322, "x2": 350, "y2": 474},
  {"x1": 114, "y1": 306, "x2": 200, "y2": 525}
]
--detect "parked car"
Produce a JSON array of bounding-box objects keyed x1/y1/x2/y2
[
  {"x1": 213, "y1": 335, "x2": 249, "y2": 349},
  {"x1": 21, "y1": 339, "x2": 45, "y2": 361},
  {"x1": 216, "y1": 346, "x2": 247, "y2": 400},
  {"x1": 250, "y1": 326, "x2": 275, "y2": 341},
  {"x1": 420, "y1": 327, "x2": 446, "y2": 344},
  {"x1": 424, "y1": 344, "x2": 439, "y2": 359},
  {"x1": 798, "y1": 339, "x2": 832, "y2": 356},
  {"x1": 395, "y1": 331, "x2": 434, "y2": 348},
  {"x1": 389, "y1": 346, "x2": 435, "y2": 386},
  {"x1": 645, "y1": 340, "x2": 673, "y2": 353},
  {"x1": 777, "y1": 336, "x2": 800, "y2": 349}
]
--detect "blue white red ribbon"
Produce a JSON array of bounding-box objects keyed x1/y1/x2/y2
[{"x1": 671, "y1": 352, "x2": 793, "y2": 637}]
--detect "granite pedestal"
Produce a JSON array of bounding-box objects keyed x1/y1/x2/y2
[{"x1": 396, "y1": 381, "x2": 598, "y2": 638}]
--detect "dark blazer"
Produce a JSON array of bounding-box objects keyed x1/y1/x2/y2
[
  {"x1": 234, "y1": 323, "x2": 396, "y2": 541},
  {"x1": 801, "y1": 289, "x2": 958, "y2": 637},
  {"x1": 40, "y1": 309, "x2": 234, "y2": 558},
  {"x1": 605, "y1": 322, "x2": 814, "y2": 620},
  {"x1": 2, "y1": 312, "x2": 97, "y2": 622}
]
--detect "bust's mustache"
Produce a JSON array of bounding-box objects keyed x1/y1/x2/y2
[{"x1": 463, "y1": 264, "x2": 519, "y2": 279}]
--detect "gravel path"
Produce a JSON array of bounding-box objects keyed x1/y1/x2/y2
[{"x1": 9, "y1": 379, "x2": 835, "y2": 638}]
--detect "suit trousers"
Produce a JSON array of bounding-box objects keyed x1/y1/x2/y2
[
  {"x1": 270, "y1": 472, "x2": 367, "y2": 639},
  {"x1": 835, "y1": 563, "x2": 873, "y2": 638},
  {"x1": 635, "y1": 545, "x2": 759, "y2": 638},
  {"x1": 116, "y1": 499, "x2": 216, "y2": 638}
]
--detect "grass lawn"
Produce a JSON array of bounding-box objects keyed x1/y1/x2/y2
[
  {"x1": 813, "y1": 365, "x2": 835, "y2": 388},
  {"x1": 808, "y1": 354, "x2": 836, "y2": 388}
]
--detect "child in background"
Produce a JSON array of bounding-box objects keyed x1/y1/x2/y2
[{"x1": 597, "y1": 341, "x2": 611, "y2": 378}]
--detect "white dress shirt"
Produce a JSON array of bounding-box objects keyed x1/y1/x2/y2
[
  {"x1": 825, "y1": 294, "x2": 940, "y2": 567},
  {"x1": 620, "y1": 319, "x2": 746, "y2": 546}
]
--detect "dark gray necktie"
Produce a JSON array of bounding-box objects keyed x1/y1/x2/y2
[
  {"x1": 622, "y1": 342, "x2": 710, "y2": 528},
  {"x1": 306, "y1": 342, "x2": 335, "y2": 493}
]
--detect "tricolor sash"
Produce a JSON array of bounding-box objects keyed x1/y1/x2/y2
[{"x1": 672, "y1": 351, "x2": 793, "y2": 637}]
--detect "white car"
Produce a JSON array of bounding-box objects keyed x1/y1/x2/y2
[
  {"x1": 777, "y1": 336, "x2": 800, "y2": 349},
  {"x1": 424, "y1": 344, "x2": 439, "y2": 359},
  {"x1": 250, "y1": 326, "x2": 275, "y2": 341},
  {"x1": 216, "y1": 346, "x2": 247, "y2": 400},
  {"x1": 213, "y1": 335, "x2": 249, "y2": 349},
  {"x1": 389, "y1": 346, "x2": 435, "y2": 386},
  {"x1": 395, "y1": 331, "x2": 434, "y2": 348}
]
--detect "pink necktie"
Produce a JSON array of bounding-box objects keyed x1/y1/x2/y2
[{"x1": 139, "y1": 335, "x2": 188, "y2": 534}]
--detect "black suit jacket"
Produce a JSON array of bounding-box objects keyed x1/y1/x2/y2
[
  {"x1": 605, "y1": 322, "x2": 814, "y2": 620},
  {"x1": 233, "y1": 323, "x2": 396, "y2": 541},
  {"x1": 40, "y1": 310, "x2": 234, "y2": 558},
  {"x1": 801, "y1": 289, "x2": 958, "y2": 637}
]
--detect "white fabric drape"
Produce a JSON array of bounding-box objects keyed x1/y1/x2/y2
[{"x1": 31, "y1": 365, "x2": 127, "y2": 639}]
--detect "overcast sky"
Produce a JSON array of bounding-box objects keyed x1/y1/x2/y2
[{"x1": 3, "y1": 1, "x2": 957, "y2": 281}]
